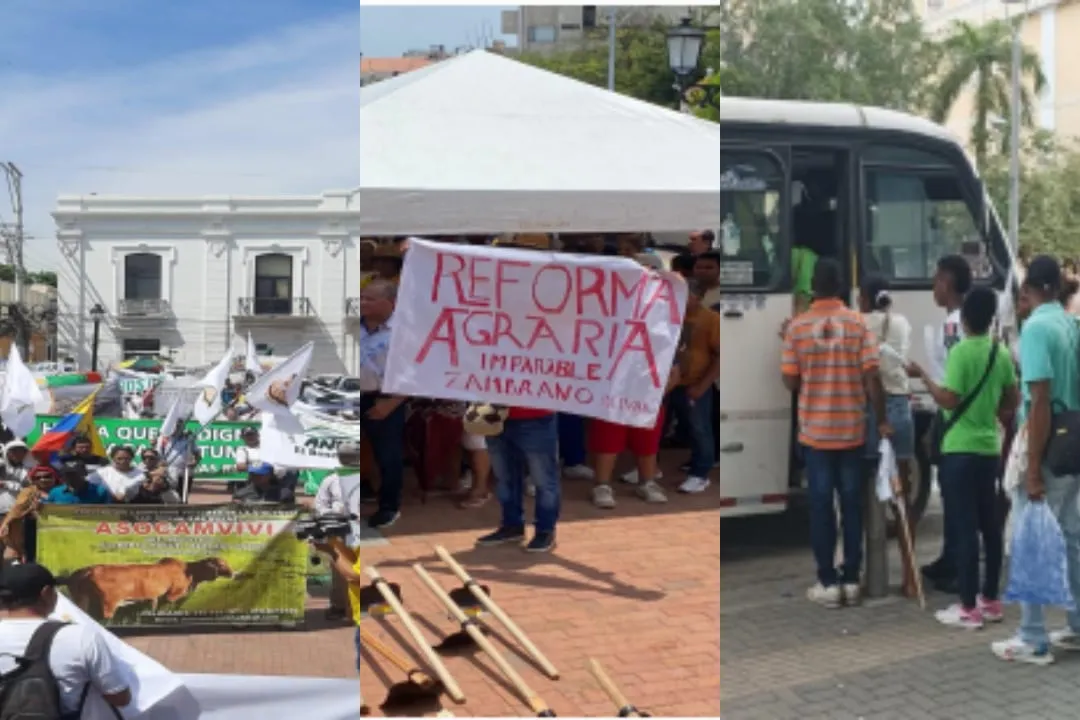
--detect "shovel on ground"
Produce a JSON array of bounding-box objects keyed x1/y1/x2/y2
[
  {"x1": 361, "y1": 627, "x2": 445, "y2": 712},
  {"x1": 413, "y1": 562, "x2": 557, "y2": 717}
]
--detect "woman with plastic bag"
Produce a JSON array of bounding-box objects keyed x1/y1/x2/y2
[
  {"x1": 908, "y1": 287, "x2": 1018, "y2": 629},
  {"x1": 992, "y1": 256, "x2": 1080, "y2": 666}
]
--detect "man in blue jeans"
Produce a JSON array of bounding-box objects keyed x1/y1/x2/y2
[
  {"x1": 477, "y1": 408, "x2": 560, "y2": 553},
  {"x1": 992, "y1": 255, "x2": 1080, "y2": 664},
  {"x1": 781, "y1": 259, "x2": 889, "y2": 607},
  {"x1": 357, "y1": 279, "x2": 406, "y2": 530}
]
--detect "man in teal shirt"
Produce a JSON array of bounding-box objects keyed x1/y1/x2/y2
[{"x1": 993, "y1": 255, "x2": 1080, "y2": 665}]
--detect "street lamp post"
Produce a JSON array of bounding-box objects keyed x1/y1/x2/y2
[
  {"x1": 89, "y1": 303, "x2": 106, "y2": 372},
  {"x1": 666, "y1": 16, "x2": 720, "y2": 111},
  {"x1": 1003, "y1": 0, "x2": 1025, "y2": 259}
]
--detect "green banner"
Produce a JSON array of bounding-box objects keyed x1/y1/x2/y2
[
  {"x1": 28, "y1": 416, "x2": 256, "y2": 480},
  {"x1": 37, "y1": 504, "x2": 307, "y2": 628}
]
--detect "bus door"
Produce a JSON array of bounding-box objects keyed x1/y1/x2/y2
[
  {"x1": 716, "y1": 143, "x2": 791, "y2": 516},
  {"x1": 857, "y1": 143, "x2": 1000, "y2": 380}
]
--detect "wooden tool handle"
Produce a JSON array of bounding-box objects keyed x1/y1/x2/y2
[
  {"x1": 413, "y1": 563, "x2": 552, "y2": 716},
  {"x1": 434, "y1": 545, "x2": 560, "y2": 679},
  {"x1": 360, "y1": 627, "x2": 423, "y2": 677},
  {"x1": 364, "y1": 565, "x2": 466, "y2": 703},
  {"x1": 588, "y1": 659, "x2": 636, "y2": 713}
]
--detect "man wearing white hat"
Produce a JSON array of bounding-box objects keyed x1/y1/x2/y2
[{"x1": 0, "y1": 441, "x2": 33, "y2": 515}]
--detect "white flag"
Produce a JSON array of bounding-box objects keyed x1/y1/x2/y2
[
  {"x1": 246, "y1": 342, "x2": 313, "y2": 435},
  {"x1": 876, "y1": 439, "x2": 897, "y2": 503},
  {"x1": 245, "y1": 332, "x2": 262, "y2": 376},
  {"x1": 0, "y1": 346, "x2": 44, "y2": 438},
  {"x1": 192, "y1": 349, "x2": 235, "y2": 425},
  {"x1": 159, "y1": 394, "x2": 185, "y2": 440}
]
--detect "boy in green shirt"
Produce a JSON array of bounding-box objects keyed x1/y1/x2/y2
[{"x1": 908, "y1": 286, "x2": 1018, "y2": 630}]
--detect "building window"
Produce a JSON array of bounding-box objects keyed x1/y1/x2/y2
[
  {"x1": 124, "y1": 253, "x2": 162, "y2": 299},
  {"x1": 122, "y1": 338, "x2": 161, "y2": 360},
  {"x1": 583, "y1": 6, "x2": 597, "y2": 28},
  {"x1": 254, "y1": 253, "x2": 293, "y2": 315},
  {"x1": 527, "y1": 25, "x2": 557, "y2": 43}
]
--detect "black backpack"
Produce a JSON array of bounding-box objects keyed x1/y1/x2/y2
[{"x1": 0, "y1": 621, "x2": 89, "y2": 720}]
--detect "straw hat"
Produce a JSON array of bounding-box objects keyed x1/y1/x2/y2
[{"x1": 462, "y1": 403, "x2": 509, "y2": 437}]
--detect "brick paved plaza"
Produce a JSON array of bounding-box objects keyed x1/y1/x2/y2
[
  {"x1": 721, "y1": 501, "x2": 1080, "y2": 720},
  {"x1": 119, "y1": 454, "x2": 720, "y2": 717}
]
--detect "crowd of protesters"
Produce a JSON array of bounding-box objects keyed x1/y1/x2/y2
[
  {"x1": 352, "y1": 231, "x2": 722, "y2": 551},
  {"x1": 784, "y1": 244, "x2": 1080, "y2": 666}
]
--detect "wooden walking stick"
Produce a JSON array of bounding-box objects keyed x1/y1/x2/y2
[
  {"x1": 364, "y1": 565, "x2": 466, "y2": 704},
  {"x1": 413, "y1": 563, "x2": 556, "y2": 717},
  {"x1": 892, "y1": 474, "x2": 926, "y2": 610},
  {"x1": 588, "y1": 659, "x2": 650, "y2": 717},
  {"x1": 435, "y1": 545, "x2": 560, "y2": 679}
]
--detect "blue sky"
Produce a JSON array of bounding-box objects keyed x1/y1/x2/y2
[{"x1": 0, "y1": 1, "x2": 507, "y2": 272}]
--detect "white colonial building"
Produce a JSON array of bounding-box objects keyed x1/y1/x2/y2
[{"x1": 53, "y1": 192, "x2": 364, "y2": 374}]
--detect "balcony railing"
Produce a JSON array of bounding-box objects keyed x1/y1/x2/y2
[
  {"x1": 236, "y1": 297, "x2": 314, "y2": 317},
  {"x1": 118, "y1": 298, "x2": 171, "y2": 317},
  {"x1": 345, "y1": 297, "x2": 361, "y2": 317}
]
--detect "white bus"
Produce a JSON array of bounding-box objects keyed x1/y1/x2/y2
[{"x1": 717, "y1": 97, "x2": 1013, "y2": 523}]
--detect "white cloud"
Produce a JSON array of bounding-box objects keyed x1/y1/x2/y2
[{"x1": 2, "y1": 12, "x2": 358, "y2": 271}]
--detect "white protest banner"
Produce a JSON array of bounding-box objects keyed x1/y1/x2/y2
[
  {"x1": 259, "y1": 403, "x2": 361, "y2": 469},
  {"x1": 383, "y1": 239, "x2": 687, "y2": 427}
]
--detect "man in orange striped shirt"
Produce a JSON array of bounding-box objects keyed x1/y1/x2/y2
[{"x1": 781, "y1": 258, "x2": 891, "y2": 608}]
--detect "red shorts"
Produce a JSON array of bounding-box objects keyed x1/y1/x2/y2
[{"x1": 588, "y1": 408, "x2": 666, "y2": 456}]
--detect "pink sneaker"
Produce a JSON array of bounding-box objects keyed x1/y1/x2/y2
[
  {"x1": 935, "y1": 603, "x2": 984, "y2": 629},
  {"x1": 978, "y1": 596, "x2": 1004, "y2": 623}
]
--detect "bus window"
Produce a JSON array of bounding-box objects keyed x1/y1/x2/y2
[
  {"x1": 863, "y1": 169, "x2": 990, "y2": 283},
  {"x1": 719, "y1": 151, "x2": 785, "y2": 290}
]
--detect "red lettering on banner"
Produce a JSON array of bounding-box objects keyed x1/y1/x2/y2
[
  {"x1": 96, "y1": 522, "x2": 111, "y2": 535},
  {"x1": 420, "y1": 249, "x2": 682, "y2": 393}
]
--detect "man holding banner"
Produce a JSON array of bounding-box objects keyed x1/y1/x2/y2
[
  {"x1": 358, "y1": 279, "x2": 407, "y2": 530},
  {"x1": 383, "y1": 236, "x2": 687, "y2": 553}
]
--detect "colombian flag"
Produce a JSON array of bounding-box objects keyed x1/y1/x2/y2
[{"x1": 31, "y1": 390, "x2": 107, "y2": 457}]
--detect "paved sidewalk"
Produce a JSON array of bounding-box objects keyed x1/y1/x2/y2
[
  {"x1": 721, "y1": 504, "x2": 1080, "y2": 720},
  {"x1": 120, "y1": 454, "x2": 720, "y2": 717}
]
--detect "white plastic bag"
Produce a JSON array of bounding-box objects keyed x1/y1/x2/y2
[
  {"x1": 875, "y1": 439, "x2": 897, "y2": 502},
  {"x1": 1004, "y1": 423, "x2": 1028, "y2": 493}
]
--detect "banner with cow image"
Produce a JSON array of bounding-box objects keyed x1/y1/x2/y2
[
  {"x1": 383, "y1": 239, "x2": 688, "y2": 428},
  {"x1": 36, "y1": 504, "x2": 307, "y2": 628}
]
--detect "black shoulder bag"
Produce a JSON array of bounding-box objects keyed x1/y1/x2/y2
[
  {"x1": 1043, "y1": 319, "x2": 1080, "y2": 476},
  {"x1": 928, "y1": 341, "x2": 1000, "y2": 465}
]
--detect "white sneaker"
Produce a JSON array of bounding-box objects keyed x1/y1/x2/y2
[
  {"x1": 563, "y1": 464, "x2": 594, "y2": 480},
  {"x1": 934, "y1": 603, "x2": 984, "y2": 630},
  {"x1": 842, "y1": 583, "x2": 861, "y2": 606},
  {"x1": 635, "y1": 480, "x2": 668, "y2": 503},
  {"x1": 1049, "y1": 628, "x2": 1080, "y2": 652},
  {"x1": 991, "y1": 636, "x2": 1054, "y2": 665},
  {"x1": 591, "y1": 484, "x2": 616, "y2": 509},
  {"x1": 677, "y1": 476, "x2": 711, "y2": 494},
  {"x1": 807, "y1": 583, "x2": 842, "y2": 608},
  {"x1": 620, "y1": 469, "x2": 664, "y2": 485}
]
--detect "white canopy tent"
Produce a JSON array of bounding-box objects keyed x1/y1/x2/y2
[{"x1": 356, "y1": 50, "x2": 721, "y2": 235}]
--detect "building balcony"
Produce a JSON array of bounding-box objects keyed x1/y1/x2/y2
[
  {"x1": 233, "y1": 297, "x2": 315, "y2": 324},
  {"x1": 116, "y1": 298, "x2": 173, "y2": 325}
]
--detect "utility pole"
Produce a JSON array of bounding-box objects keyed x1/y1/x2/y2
[{"x1": 1, "y1": 162, "x2": 27, "y2": 356}]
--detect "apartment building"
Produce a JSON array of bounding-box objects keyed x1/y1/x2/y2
[
  {"x1": 921, "y1": 0, "x2": 1080, "y2": 141},
  {"x1": 53, "y1": 193, "x2": 364, "y2": 374},
  {"x1": 502, "y1": 5, "x2": 689, "y2": 54}
]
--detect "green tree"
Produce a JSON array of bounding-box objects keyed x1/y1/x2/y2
[
  {"x1": 930, "y1": 19, "x2": 1046, "y2": 168},
  {"x1": 716, "y1": 0, "x2": 938, "y2": 112},
  {"x1": 517, "y1": 19, "x2": 681, "y2": 108},
  {"x1": 982, "y1": 131, "x2": 1080, "y2": 258}
]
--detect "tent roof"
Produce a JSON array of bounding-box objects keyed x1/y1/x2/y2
[{"x1": 357, "y1": 50, "x2": 721, "y2": 235}]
